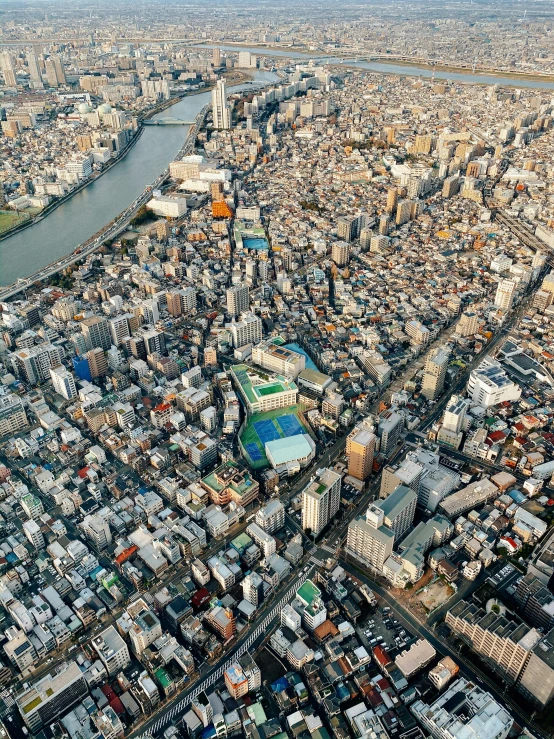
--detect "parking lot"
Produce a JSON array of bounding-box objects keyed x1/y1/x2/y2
[{"x1": 354, "y1": 600, "x2": 418, "y2": 658}]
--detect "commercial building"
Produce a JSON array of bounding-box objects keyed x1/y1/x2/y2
[
  {"x1": 346, "y1": 423, "x2": 376, "y2": 482},
  {"x1": 411, "y1": 678, "x2": 513, "y2": 739},
  {"x1": 468, "y1": 358, "x2": 522, "y2": 408},
  {"x1": 301, "y1": 467, "x2": 341, "y2": 537},
  {"x1": 16, "y1": 662, "x2": 88, "y2": 731}
]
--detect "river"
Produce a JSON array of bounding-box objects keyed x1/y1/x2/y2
[
  {"x1": 202, "y1": 44, "x2": 554, "y2": 90},
  {"x1": 0, "y1": 70, "x2": 279, "y2": 286}
]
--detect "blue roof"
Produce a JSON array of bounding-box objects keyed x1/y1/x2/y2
[{"x1": 271, "y1": 677, "x2": 290, "y2": 693}]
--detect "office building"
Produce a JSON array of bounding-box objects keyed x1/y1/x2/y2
[
  {"x1": 91, "y1": 626, "x2": 130, "y2": 676},
  {"x1": 411, "y1": 678, "x2": 513, "y2": 739},
  {"x1": 16, "y1": 662, "x2": 88, "y2": 731},
  {"x1": 378, "y1": 411, "x2": 403, "y2": 457},
  {"x1": 0, "y1": 393, "x2": 28, "y2": 437},
  {"x1": 45, "y1": 55, "x2": 65, "y2": 87},
  {"x1": 50, "y1": 365, "x2": 77, "y2": 400},
  {"x1": 468, "y1": 357, "x2": 521, "y2": 408},
  {"x1": 82, "y1": 316, "x2": 111, "y2": 351},
  {"x1": 346, "y1": 505, "x2": 395, "y2": 572},
  {"x1": 301, "y1": 468, "x2": 341, "y2": 537},
  {"x1": 422, "y1": 346, "x2": 449, "y2": 401},
  {"x1": 226, "y1": 284, "x2": 249, "y2": 316},
  {"x1": 226, "y1": 312, "x2": 262, "y2": 347},
  {"x1": 494, "y1": 278, "x2": 517, "y2": 312},
  {"x1": 346, "y1": 423, "x2": 376, "y2": 482},
  {"x1": 212, "y1": 79, "x2": 230, "y2": 129}
]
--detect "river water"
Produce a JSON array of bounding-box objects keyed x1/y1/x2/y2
[{"x1": 0, "y1": 70, "x2": 279, "y2": 286}]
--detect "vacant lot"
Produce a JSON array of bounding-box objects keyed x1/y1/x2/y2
[{"x1": 415, "y1": 578, "x2": 454, "y2": 612}]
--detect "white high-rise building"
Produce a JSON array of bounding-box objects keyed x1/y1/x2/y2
[
  {"x1": 226, "y1": 312, "x2": 262, "y2": 348},
  {"x1": 212, "y1": 79, "x2": 231, "y2": 129},
  {"x1": 301, "y1": 468, "x2": 341, "y2": 537},
  {"x1": 226, "y1": 284, "x2": 249, "y2": 316},
  {"x1": 50, "y1": 365, "x2": 77, "y2": 400},
  {"x1": 422, "y1": 346, "x2": 449, "y2": 401},
  {"x1": 494, "y1": 278, "x2": 517, "y2": 312},
  {"x1": 468, "y1": 358, "x2": 522, "y2": 408}
]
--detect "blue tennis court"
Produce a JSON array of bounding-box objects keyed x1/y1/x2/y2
[
  {"x1": 277, "y1": 414, "x2": 303, "y2": 437},
  {"x1": 254, "y1": 419, "x2": 280, "y2": 444},
  {"x1": 246, "y1": 443, "x2": 262, "y2": 461}
]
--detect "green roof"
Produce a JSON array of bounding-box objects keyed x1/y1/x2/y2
[
  {"x1": 297, "y1": 579, "x2": 321, "y2": 606},
  {"x1": 155, "y1": 668, "x2": 172, "y2": 689},
  {"x1": 22, "y1": 696, "x2": 42, "y2": 714}
]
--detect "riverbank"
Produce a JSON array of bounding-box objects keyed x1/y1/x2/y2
[
  {"x1": 0, "y1": 70, "x2": 253, "y2": 245},
  {"x1": 0, "y1": 125, "x2": 145, "y2": 244},
  {"x1": 197, "y1": 41, "x2": 554, "y2": 84}
]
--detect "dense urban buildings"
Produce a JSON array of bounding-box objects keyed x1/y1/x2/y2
[{"x1": 1, "y1": 3, "x2": 554, "y2": 739}]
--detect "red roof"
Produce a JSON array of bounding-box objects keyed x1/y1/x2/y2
[
  {"x1": 190, "y1": 587, "x2": 211, "y2": 609},
  {"x1": 488, "y1": 431, "x2": 507, "y2": 443},
  {"x1": 109, "y1": 696, "x2": 125, "y2": 715},
  {"x1": 373, "y1": 646, "x2": 392, "y2": 667},
  {"x1": 77, "y1": 466, "x2": 90, "y2": 479}
]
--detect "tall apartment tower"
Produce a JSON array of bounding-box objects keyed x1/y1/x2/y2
[
  {"x1": 421, "y1": 346, "x2": 450, "y2": 401},
  {"x1": 85, "y1": 348, "x2": 108, "y2": 378},
  {"x1": 457, "y1": 310, "x2": 479, "y2": 337},
  {"x1": 26, "y1": 51, "x2": 43, "y2": 87},
  {"x1": 386, "y1": 187, "x2": 398, "y2": 213},
  {"x1": 226, "y1": 285, "x2": 249, "y2": 316},
  {"x1": 1, "y1": 52, "x2": 17, "y2": 87},
  {"x1": 212, "y1": 48, "x2": 222, "y2": 67},
  {"x1": 81, "y1": 316, "x2": 111, "y2": 351},
  {"x1": 347, "y1": 505, "x2": 394, "y2": 572},
  {"x1": 212, "y1": 79, "x2": 230, "y2": 129},
  {"x1": 494, "y1": 278, "x2": 517, "y2": 312},
  {"x1": 301, "y1": 468, "x2": 341, "y2": 537},
  {"x1": 331, "y1": 242, "x2": 351, "y2": 267},
  {"x1": 346, "y1": 424, "x2": 376, "y2": 482}
]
